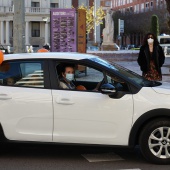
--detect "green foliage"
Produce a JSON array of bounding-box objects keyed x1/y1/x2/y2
[
  {"x1": 112, "y1": 8, "x2": 169, "y2": 43},
  {"x1": 150, "y1": 15, "x2": 159, "y2": 37}
]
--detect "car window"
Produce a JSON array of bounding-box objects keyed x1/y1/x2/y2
[
  {"x1": 106, "y1": 74, "x2": 129, "y2": 92},
  {"x1": 90, "y1": 57, "x2": 161, "y2": 87},
  {"x1": 75, "y1": 65, "x2": 103, "y2": 82},
  {"x1": 75, "y1": 66, "x2": 129, "y2": 91},
  {"x1": 56, "y1": 63, "x2": 104, "y2": 91},
  {"x1": 160, "y1": 38, "x2": 170, "y2": 44},
  {"x1": 55, "y1": 62, "x2": 130, "y2": 92},
  {"x1": 0, "y1": 60, "x2": 44, "y2": 88}
]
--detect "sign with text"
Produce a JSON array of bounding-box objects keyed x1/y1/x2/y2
[
  {"x1": 118, "y1": 19, "x2": 124, "y2": 35},
  {"x1": 50, "y1": 9, "x2": 77, "y2": 52}
]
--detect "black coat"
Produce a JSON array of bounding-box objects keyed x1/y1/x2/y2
[{"x1": 137, "y1": 45, "x2": 165, "y2": 74}]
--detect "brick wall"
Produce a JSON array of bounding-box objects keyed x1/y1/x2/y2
[{"x1": 111, "y1": 0, "x2": 166, "y2": 11}]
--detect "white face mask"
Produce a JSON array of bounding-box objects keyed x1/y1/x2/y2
[
  {"x1": 66, "y1": 73, "x2": 74, "y2": 81},
  {"x1": 147, "y1": 38, "x2": 154, "y2": 44}
]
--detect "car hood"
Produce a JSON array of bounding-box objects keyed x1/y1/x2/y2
[{"x1": 152, "y1": 82, "x2": 170, "y2": 94}]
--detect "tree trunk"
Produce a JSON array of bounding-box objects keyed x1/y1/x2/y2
[
  {"x1": 166, "y1": 0, "x2": 170, "y2": 28},
  {"x1": 166, "y1": 0, "x2": 170, "y2": 13}
]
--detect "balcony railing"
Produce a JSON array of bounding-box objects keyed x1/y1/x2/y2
[
  {"x1": 0, "y1": 6, "x2": 13, "y2": 13},
  {"x1": 25, "y1": 7, "x2": 50, "y2": 14},
  {"x1": 0, "y1": 6, "x2": 51, "y2": 14}
]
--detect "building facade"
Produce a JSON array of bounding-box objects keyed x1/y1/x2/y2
[
  {"x1": 0, "y1": 0, "x2": 72, "y2": 49},
  {"x1": 111, "y1": 0, "x2": 167, "y2": 13},
  {"x1": 0, "y1": 0, "x2": 114, "y2": 50},
  {"x1": 110, "y1": 0, "x2": 169, "y2": 47}
]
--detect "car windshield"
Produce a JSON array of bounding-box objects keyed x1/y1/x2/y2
[{"x1": 90, "y1": 58, "x2": 161, "y2": 87}]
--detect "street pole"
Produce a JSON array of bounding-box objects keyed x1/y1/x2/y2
[
  {"x1": 13, "y1": 0, "x2": 25, "y2": 53},
  {"x1": 94, "y1": 0, "x2": 97, "y2": 44},
  {"x1": 93, "y1": 0, "x2": 100, "y2": 45}
]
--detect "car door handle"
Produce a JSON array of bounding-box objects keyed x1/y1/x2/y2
[
  {"x1": 56, "y1": 97, "x2": 74, "y2": 105},
  {"x1": 0, "y1": 94, "x2": 12, "y2": 100}
]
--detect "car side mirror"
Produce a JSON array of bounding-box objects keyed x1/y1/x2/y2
[{"x1": 100, "y1": 83, "x2": 116, "y2": 95}]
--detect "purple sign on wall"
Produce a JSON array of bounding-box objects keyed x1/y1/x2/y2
[{"x1": 50, "y1": 9, "x2": 77, "y2": 52}]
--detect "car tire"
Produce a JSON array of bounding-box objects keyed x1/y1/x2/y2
[{"x1": 139, "y1": 118, "x2": 170, "y2": 164}]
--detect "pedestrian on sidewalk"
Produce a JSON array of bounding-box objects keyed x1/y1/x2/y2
[{"x1": 137, "y1": 32, "x2": 165, "y2": 81}]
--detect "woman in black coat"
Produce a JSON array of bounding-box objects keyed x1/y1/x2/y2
[{"x1": 137, "y1": 33, "x2": 165, "y2": 81}]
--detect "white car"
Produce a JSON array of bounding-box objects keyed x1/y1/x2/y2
[
  {"x1": 158, "y1": 35, "x2": 170, "y2": 56},
  {"x1": 0, "y1": 52, "x2": 170, "y2": 164}
]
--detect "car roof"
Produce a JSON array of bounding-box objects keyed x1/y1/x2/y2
[{"x1": 3, "y1": 52, "x2": 97, "y2": 61}]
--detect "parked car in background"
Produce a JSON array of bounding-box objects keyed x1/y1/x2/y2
[
  {"x1": 127, "y1": 44, "x2": 135, "y2": 49},
  {"x1": 158, "y1": 35, "x2": 170, "y2": 56},
  {"x1": 0, "y1": 45, "x2": 9, "y2": 54},
  {"x1": 126, "y1": 44, "x2": 140, "y2": 50},
  {"x1": 120, "y1": 45, "x2": 126, "y2": 50},
  {"x1": 0, "y1": 52, "x2": 170, "y2": 164}
]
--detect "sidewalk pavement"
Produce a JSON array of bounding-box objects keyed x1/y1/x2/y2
[{"x1": 114, "y1": 57, "x2": 170, "y2": 83}]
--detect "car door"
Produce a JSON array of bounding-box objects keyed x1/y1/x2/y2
[
  {"x1": 0, "y1": 60, "x2": 53, "y2": 142},
  {"x1": 51, "y1": 61, "x2": 133, "y2": 145}
]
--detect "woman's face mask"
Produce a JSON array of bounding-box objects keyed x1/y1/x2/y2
[
  {"x1": 66, "y1": 73, "x2": 74, "y2": 81},
  {"x1": 147, "y1": 38, "x2": 154, "y2": 44}
]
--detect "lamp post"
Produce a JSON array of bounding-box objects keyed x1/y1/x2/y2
[
  {"x1": 93, "y1": 0, "x2": 100, "y2": 45},
  {"x1": 94, "y1": 0, "x2": 97, "y2": 44}
]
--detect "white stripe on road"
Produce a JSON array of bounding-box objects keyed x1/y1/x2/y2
[
  {"x1": 118, "y1": 169, "x2": 141, "y2": 170},
  {"x1": 82, "y1": 152, "x2": 124, "y2": 162}
]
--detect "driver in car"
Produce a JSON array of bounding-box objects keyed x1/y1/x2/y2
[
  {"x1": 59, "y1": 64, "x2": 99, "y2": 91},
  {"x1": 59, "y1": 64, "x2": 76, "y2": 90}
]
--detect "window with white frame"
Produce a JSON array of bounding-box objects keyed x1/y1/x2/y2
[
  {"x1": 145, "y1": 2, "x2": 149, "y2": 8},
  {"x1": 105, "y1": 1, "x2": 111, "y2": 7},
  {"x1": 141, "y1": 3, "x2": 144, "y2": 12},
  {"x1": 118, "y1": 0, "x2": 120, "y2": 6},
  {"x1": 126, "y1": 7, "x2": 130, "y2": 12},
  {"x1": 137, "y1": 4, "x2": 139, "y2": 13},
  {"x1": 134, "y1": 5, "x2": 136, "y2": 13},
  {"x1": 122, "y1": 8, "x2": 125, "y2": 14},
  {"x1": 134, "y1": 4, "x2": 139, "y2": 13},
  {"x1": 130, "y1": 6, "x2": 133, "y2": 12},
  {"x1": 113, "y1": 0, "x2": 116, "y2": 7},
  {"x1": 32, "y1": 22, "x2": 40, "y2": 37},
  {"x1": 50, "y1": 3, "x2": 59, "y2": 8},
  {"x1": 31, "y1": 1, "x2": 40, "y2": 7},
  {"x1": 150, "y1": 1, "x2": 153, "y2": 9}
]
